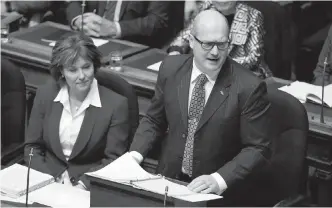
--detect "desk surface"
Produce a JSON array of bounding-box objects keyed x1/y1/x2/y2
[{"x1": 2, "y1": 21, "x2": 148, "y2": 66}]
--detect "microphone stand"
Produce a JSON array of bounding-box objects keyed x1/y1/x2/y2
[
  {"x1": 320, "y1": 57, "x2": 328, "y2": 124},
  {"x1": 81, "y1": 0, "x2": 86, "y2": 33},
  {"x1": 26, "y1": 148, "x2": 34, "y2": 207}
]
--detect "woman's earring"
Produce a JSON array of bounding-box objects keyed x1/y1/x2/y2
[{"x1": 61, "y1": 74, "x2": 64, "y2": 79}]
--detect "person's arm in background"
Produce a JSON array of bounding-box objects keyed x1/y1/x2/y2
[
  {"x1": 66, "y1": 1, "x2": 85, "y2": 28},
  {"x1": 118, "y1": 1, "x2": 170, "y2": 39},
  {"x1": 312, "y1": 25, "x2": 332, "y2": 85}
]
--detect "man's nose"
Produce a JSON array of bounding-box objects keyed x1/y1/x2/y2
[{"x1": 210, "y1": 45, "x2": 219, "y2": 56}]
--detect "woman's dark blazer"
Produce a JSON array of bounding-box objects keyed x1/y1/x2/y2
[{"x1": 24, "y1": 79, "x2": 130, "y2": 188}]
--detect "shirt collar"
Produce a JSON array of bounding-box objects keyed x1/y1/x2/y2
[
  {"x1": 54, "y1": 78, "x2": 102, "y2": 108},
  {"x1": 191, "y1": 60, "x2": 216, "y2": 85}
]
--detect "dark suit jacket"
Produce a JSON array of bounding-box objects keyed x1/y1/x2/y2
[
  {"x1": 24, "y1": 79, "x2": 130, "y2": 188},
  {"x1": 130, "y1": 55, "x2": 272, "y2": 193},
  {"x1": 312, "y1": 24, "x2": 332, "y2": 85},
  {"x1": 66, "y1": 1, "x2": 170, "y2": 48}
]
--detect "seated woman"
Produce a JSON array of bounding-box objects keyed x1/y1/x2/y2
[
  {"x1": 168, "y1": 0, "x2": 272, "y2": 79},
  {"x1": 24, "y1": 33, "x2": 130, "y2": 190},
  {"x1": 312, "y1": 24, "x2": 332, "y2": 85}
]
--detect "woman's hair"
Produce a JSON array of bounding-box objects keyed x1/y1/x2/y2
[{"x1": 50, "y1": 32, "x2": 102, "y2": 85}]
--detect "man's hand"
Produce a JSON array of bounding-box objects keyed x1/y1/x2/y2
[
  {"x1": 187, "y1": 175, "x2": 220, "y2": 194},
  {"x1": 99, "y1": 18, "x2": 117, "y2": 37},
  {"x1": 74, "y1": 13, "x2": 117, "y2": 38},
  {"x1": 74, "y1": 12, "x2": 102, "y2": 37}
]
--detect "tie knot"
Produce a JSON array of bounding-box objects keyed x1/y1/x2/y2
[{"x1": 196, "y1": 74, "x2": 208, "y2": 87}]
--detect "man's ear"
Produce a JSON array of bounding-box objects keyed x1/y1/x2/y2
[{"x1": 189, "y1": 34, "x2": 194, "y2": 49}]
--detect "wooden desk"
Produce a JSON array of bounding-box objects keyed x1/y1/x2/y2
[
  {"x1": 2, "y1": 21, "x2": 149, "y2": 64},
  {"x1": 120, "y1": 48, "x2": 167, "y2": 97},
  {"x1": 87, "y1": 175, "x2": 221, "y2": 207}
]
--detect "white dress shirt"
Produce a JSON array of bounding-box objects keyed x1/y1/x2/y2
[
  {"x1": 130, "y1": 61, "x2": 228, "y2": 195},
  {"x1": 53, "y1": 78, "x2": 101, "y2": 188}
]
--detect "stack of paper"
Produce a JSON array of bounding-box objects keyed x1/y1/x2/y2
[
  {"x1": 0, "y1": 164, "x2": 54, "y2": 198},
  {"x1": 279, "y1": 81, "x2": 332, "y2": 107},
  {"x1": 86, "y1": 153, "x2": 222, "y2": 202},
  {"x1": 27, "y1": 183, "x2": 90, "y2": 207}
]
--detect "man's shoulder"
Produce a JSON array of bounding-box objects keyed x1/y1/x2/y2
[
  {"x1": 229, "y1": 59, "x2": 263, "y2": 87},
  {"x1": 159, "y1": 54, "x2": 192, "y2": 77}
]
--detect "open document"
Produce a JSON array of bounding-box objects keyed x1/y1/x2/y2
[
  {"x1": 86, "y1": 152, "x2": 222, "y2": 202},
  {"x1": 279, "y1": 81, "x2": 332, "y2": 108},
  {"x1": 0, "y1": 164, "x2": 54, "y2": 198},
  {"x1": 86, "y1": 152, "x2": 161, "y2": 184}
]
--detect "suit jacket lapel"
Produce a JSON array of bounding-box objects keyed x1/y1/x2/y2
[
  {"x1": 97, "y1": 1, "x2": 107, "y2": 16},
  {"x1": 177, "y1": 61, "x2": 192, "y2": 129},
  {"x1": 69, "y1": 106, "x2": 98, "y2": 160},
  {"x1": 196, "y1": 60, "x2": 233, "y2": 132},
  {"x1": 118, "y1": 1, "x2": 128, "y2": 20},
  {"x1": 48, "y1": 102, "x2": 67, "y2": 163}
]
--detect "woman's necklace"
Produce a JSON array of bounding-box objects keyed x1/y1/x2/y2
[{"x1": 70, "y1": 98, "x2": 82, "y2": 113}]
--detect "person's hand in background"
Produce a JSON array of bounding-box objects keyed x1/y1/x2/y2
[{"x1": 74, "y1": 12, "x2": 102, "y2": 37}]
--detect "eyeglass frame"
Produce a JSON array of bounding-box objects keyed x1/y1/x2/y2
[{"x1": 192, "y1": 35, "x2": 230, "y2": 51}]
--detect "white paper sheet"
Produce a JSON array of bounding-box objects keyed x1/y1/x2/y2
[
  {"x1": 133, "y1": 177, "x2": 222, "y2": 202},
  {"x1": 23, "y1": 183, "x2": 90, "y2": 207},
  {"x1": 147, "y1": 61, "x2": 162, "y2": 71},
  {"x1": 86, "y1": 152, "x2": 160, "y2": 183},
  {"x1": 279, "y1": 81, "x2": 332, "y2": 107},
  {"x1": 0, "y1": 164, "x2": 54, "y2": 198},
  {"x1": 48, "y1": 37, "x2": 108, "y2": 47}
]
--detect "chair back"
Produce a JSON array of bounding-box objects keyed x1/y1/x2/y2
[
  {"x1": 230, "y1": 88, "x2": 309, "y2": 206},
  {"x1": 268, "y1": 89, "x2": 308, "y2": 197},
  {"x1": 1, "y1": 58, "x2": 26, "y2": 165},
  {"x1": 253, "y1": 88, "x2": 308, "y2": 206},
  {"x1": 95, "y1": 70, "x2": 139, "y2": 143}
]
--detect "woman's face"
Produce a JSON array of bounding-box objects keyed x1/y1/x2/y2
[
  {"x1": 212, "y1": 1, "x2": 237, "y2": 15},
  {"x1": 62, "y1": 56, "x2": 94, "y2": 94}
]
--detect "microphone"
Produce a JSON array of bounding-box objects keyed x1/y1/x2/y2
[
  {"x1": 163, "y1": 185, "x2": 168, "y2": 207},
  {"x1": 81, "y1": 0, "x2": 86, "y2": 33},
  {"x1": 26, "y1": 148, "x2": 34, "y2": 207},
  {"x1": 320, "y1": 56, "x2": 328, "y2": 124}
]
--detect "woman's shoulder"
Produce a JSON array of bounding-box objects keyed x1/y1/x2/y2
[
  {"x1": 35, "y1": 78, "x2": 60, "y2": 99},
  {"x1": 238, "y1": 3, "x2": 263, "y2": 19},
  {"x1": 98, "y1": 85, "x2": 128, "y2": 105}
]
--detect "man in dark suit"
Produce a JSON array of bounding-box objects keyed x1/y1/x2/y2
[
  {"x1": 312, "y1": 24, "x2": 332, "y2": 85},
  {"x1": 66, "y1": 1, "x2": 171, "y2": 48},
  {"x1": 128, "y1": 9, "x2": 272, "y2": 203}
]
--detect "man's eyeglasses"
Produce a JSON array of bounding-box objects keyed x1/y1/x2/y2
[{"x1": 193, "y1": 35, "x2": 229, "y2": 50}]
